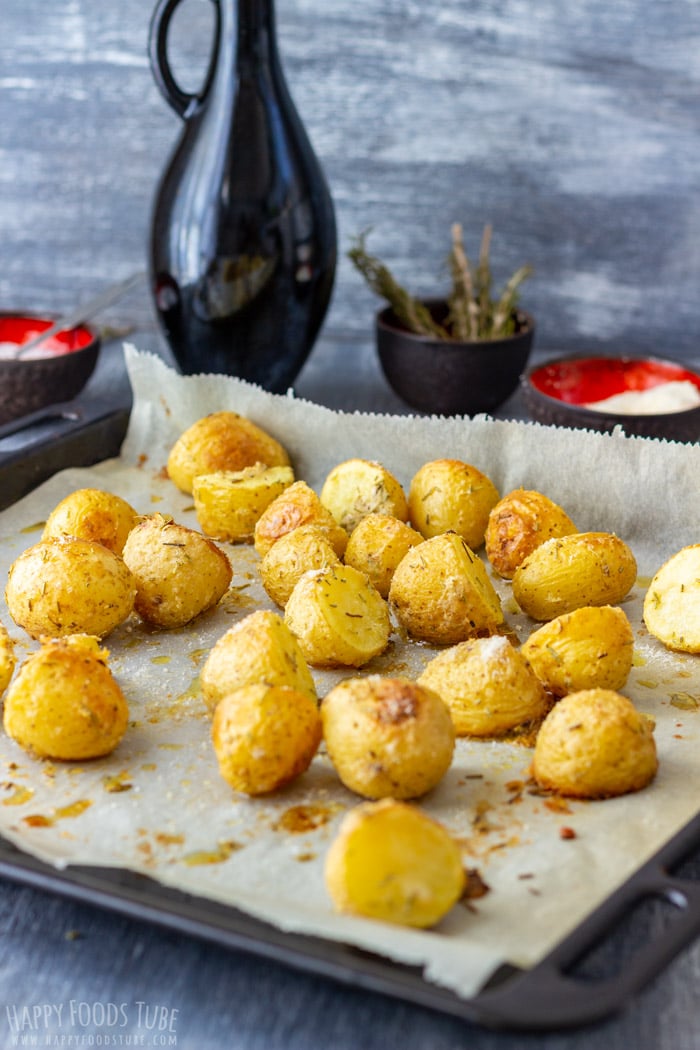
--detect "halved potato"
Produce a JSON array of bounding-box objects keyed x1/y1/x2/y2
[
  {"x1": 344, "y1": 513, "x2": 423, "y2": 598},
  {"x1": 253, "y1": 481, "x2": 348, "y2": 558},
  {"x1": 485, "y1": 488, "x2": 577, "y2": 579},
  {"x1": 0, "y1": 623, "x2": 15, "y2": 696},
  {"x1": 408, "y1": 459, "x2": 499, "y2": 549},
  {"x1": 42, "y1": 487, "x2": 139, "y2": 555},
  {"x1": 643, "y1": 544, "x2": 700, "y2": 653},
  {"x1": 258, "y1": 524, "x2": 341, "y2": 608},
  {"x1": 320, "y1": 459, "x2": 408, "y2": 533},
  {"x1": 193, "y1": 464, "x2": 295, "y2": 542}
]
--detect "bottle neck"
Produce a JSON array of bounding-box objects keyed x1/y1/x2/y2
[{"x1": 229, "y1": 0, "x2": 277, "y2": 67}]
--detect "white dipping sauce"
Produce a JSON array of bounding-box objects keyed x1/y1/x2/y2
[{"x1": 585, "y1": 380, "x2": 700, "y2": 415}]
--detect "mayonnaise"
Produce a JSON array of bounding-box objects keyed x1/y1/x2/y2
[{"x1": 585, "y1": 380, "x2": 700, "y2": 415}]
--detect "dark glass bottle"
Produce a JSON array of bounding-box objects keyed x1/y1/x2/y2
[{"x1": 148, "y1": 0, "x2": 337, "y2": 392}]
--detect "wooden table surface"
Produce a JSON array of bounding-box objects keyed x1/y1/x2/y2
[{"x1": 1, "y1": 1, "x2": 700, "y2": 1047}]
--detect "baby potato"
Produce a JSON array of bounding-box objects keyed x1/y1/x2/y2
[
  {"x1": 193, "y1": 464, "x2": 295, "y2": 542},
  {"x1": 320, "y1": 459, "x2": 408, "y2": 533},
  {"x1": 408, "y1": 459, "x2": 499, "y2": 549},
  {"x1": 122, "y1": 514, "x2": 232, "y2": 629},
  {"x1": 532, "y1": 688, "x2": 658, "y2": 799},
  {"x1": 284, "y1": 564, "x2": 390, "y2": 668},
  {"x1": 485, "y1": 488, "x2": 577, "y2": 579},
  {"x1": 344, "y1": 514, "x2": 423, "y2": 598},
  {"x1": 254, "y1": 480, "x2": 348, "y2": 558},
  {"x1": 388, "y1": 532, "x2": 504, "y2": 645},
  {"x1": 0, "y1": 623, "x2": 15, "y2": 696},
  {"x1": 167, "y1": 411, "x2": 291, "y2": 495},
  {"x1": 212, "y1": 682, "x2": 322, "y2": 795},
  {"x1": 200, "y1": 609, "x2": 317, "y2": 713},
  {"x1": 258, "y1": 524, "x2": 341, "y2": 608},
  {"x1": 511, "y1": 532, "x2": 637, "y2": 622},
  {"x1": 321, "y1": 676, "x2": 454, "y2": 799},
  {"x1": 521, "y1": 605, "x2": 634, "y2": 696},
  {"x1": 643, "y1": 544, "x2": 700, "y2": 653},
  {"x1": 324, "y1": 799, "x2": 465, "y2": 928},
  {"x1": 42, "y1": 487, "x2": 139, "y2": 555},
  {"x1": 6, "y1": 537, "x2": 136, "y2": 640},
  {"x1": 418, "y1": 636, "x2": 549, "y2": 737},
  {"x1": 3, "y1": 635, "x2": 129, "y2": 760}
]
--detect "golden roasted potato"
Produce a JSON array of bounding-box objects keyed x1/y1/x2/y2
[
  {"x1": 122, "y1": 514, "x2": 232, "y2": 629},
  {"x1": 324, "y1": 799, "x2": 465, "y2": 928},
  {"x1": 388, "y1": 532, "x2": 504, "y2": 645},
  {"x1": 3, "y1": 635, "x2": 129, "y2": 760},
  {"x1": 253, "y1": 481, "x2": 348, "y2": 558},
  {"x1": 0, "y1": 623, "x2": 15, "y2": 696},
  {"x1": 200, "y1": 609, "x2": 317, "y2": 713},
  {"x1": 643, "y1": 544, "x2": 700, "y2": 653},
  {"x1": 485, "y1": 488, "x2": 577, "y2": 579},
  {"x1": 344, "y1": 514, "x2": 423, "y2": 598},
  {"x1": 408, "y1": 459, "x2": 499, "y2": 549},
  {"x1": 418, "y1": 636, "x2": 548, "y2": 737},
  {"x1": 6, "y1": 537, "x2": 136, "y2": 640},
  {"x1": 321, "y1": 676, "x2": 454, "y2": 799},
  {"x1": 532, "y1": 688, "x2": 657, "y2": 798},
  {"x1": 212, "y1": 682, "x2": 322, "y2": 795},
  {"x1": 167, "y1": 411, "x2": 291, "y2": 495},
  {"x1": 284, "y1": 564, "x2": 390, "y2": 668},
  {"x1": 511, "y1": 532, "x2": 637, "y2": 622},
  {"x1": 320, "y1": 459, "x2": 408, "y2": 533},
  {"x1": 521, "y1": 605, "x2": 634, "y2": 696},
  {"x1": 258, "y1": 524, "x2": 341, "y2": 608},
  {"x1": 41, "y1": 487, "x2": 139, "y2": 555},
  {"x1": 193, "y1": 464, "x2": 295, "y2": 542}
]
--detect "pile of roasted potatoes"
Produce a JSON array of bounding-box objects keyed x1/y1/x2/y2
[{"x1": 1, "y1": 409, "x2": 698, "y2": 931}]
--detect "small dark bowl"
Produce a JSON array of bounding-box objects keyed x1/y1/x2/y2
[
  {"x1": 376, "y1": 301, "x2": 535, "y2": 416},
  {"x1": 0, "y1": 314, "x2": 100, "y2": 425},
  {"x1": 521, "y1": 354, "x2": 700, "y2": 443}
]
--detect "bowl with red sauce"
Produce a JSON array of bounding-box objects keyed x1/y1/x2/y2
[
  {"x1": 0, "y1": 313, "x2": 100, "y2": 426},
  {"x1": 521, "y1": 354, "x2": 700, "y2": 442}
]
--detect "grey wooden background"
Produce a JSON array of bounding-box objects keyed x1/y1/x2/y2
[{"x1": 2, "y1": 2, "x2": 700, "y2": 1048}]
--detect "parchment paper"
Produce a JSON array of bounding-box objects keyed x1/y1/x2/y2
[{"x1": 0, "y1": 345, "x2": 699, "y2": 1000}]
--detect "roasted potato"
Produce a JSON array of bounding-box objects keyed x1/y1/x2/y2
[
  {"x1": 320, "y1": 459, "x2": 408, "y2": 533},
  {"x1": 521, "y1": 605, "x2": 634, "y2": 696},
  {"x1": 284, "y1": 564, "x2": 390, "y2": 668},
  {"x1": 511, "y1": 532, "x2": 637, "y2": 622},
  {"x1": 643, "y1": 544, "x2": 700, "y2": 653},
  {"x1": 408, "y1": 459, "x2": 499, "y2": 549},
  {"x1": 388, "y1": 532, "x2": 504, "y2": 645},
  {"x1": 3, "y1": 635, "x2": 129, "y2": 760},
  {"x1": 324, "y1": 799, "x2": 465, "y2": 928},
  {"x1": 532, "y1": 688, "x2": 657, "y2": 798},
  {"x1": 344, "y1": 514, "x2": 423, "y2": 598},
  {"x1": 321, "y1": 676, "x2": 454, "y2": 799},
  {"x1": 42, "y1": 487, "x2": 139, "y2": 555},
  {"x1": 193, "y1": 464, "x2": 295, "y2": 542},
  {"x1": 212, "y1": 682, "x2": 322, "y2": 795},
  {"x1": 167, "y1": 411, "x2": 291, "y2": 495},
  {"x1": 200, "y1": 609, "x2": 317, "y2": 713},
  {"x1": 6, "y1": 537, "x2": 136, "y2": 639},
  {"x1": 253, "y1": 481, "x2": 348, "y2": 558},
  {"x1": 122, "y1": 514, "x2": 232, "y2": 629},
  {"x1": 485, "y1": 488, "x2": 577, "y2": 579},
  {"x1": 418, "y1": 636, "x2": 548, "y2": 737},
  {"x1": 258, "y1": 524, "x2": 341, "y2": 608},
  {"x1": 0, "y1": 623, "x2": 15, "y2": 696}
]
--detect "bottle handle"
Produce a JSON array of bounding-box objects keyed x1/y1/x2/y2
[{"x1": 148, "y1": 0, "x2": 221, "y2": 119}]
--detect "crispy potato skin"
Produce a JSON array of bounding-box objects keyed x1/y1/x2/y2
[
  {"x1": 388, "y1": 533, "x2": 504, "y2": 645},
  {"x1": 532, "y1": 688, "x2": 657, "y2": 798},
  {"x1": 167, "y1": 411, "x2": 291, "y2": 495},
  {"x1": 643, "y1": 544, "x2": 700, "y2": 653},
  {"x1": 521, "y1": 605, "x2": 634, "y2": 696},
  {"x1": 485, "y1": 488, "x2": 577, "y2": 579},
  {"x1": 212, "y1": 683, "x2": 322, "y2": 795},
  {"x1": 408, "y1": 459, "x2": 499, "y2": 549},
  {"x1": 5, "y1": 537, "x2": 136, "y2": 640},
  {"x1": 42, "y1": 488, "x2": 139, "y2": 555},
  {"x1": 418, "y1": 636, "x2": 549, "y2": 737},
  {"x1": 259, "y1": 524, "x2": 341, "y2": 608},
  {"x1": 122, "y1": 514, "x2": 232, "y2": 629},
  {"x1": 253, "y1": 481, "x2": 348, "y2": 558},
  {"x1": 320, "y1": 459, "x2": 408, "y2": 533},
  {"x1": 3, "y1": 635, "x2": 129, "y2": 760},
  {"x1": 344, "y1": 514, "x2": 423, "y2": 598},
  {"x1": 0, "y1": 623, "x2": 15, "y2": 696},
  {"x1": 193, "y1": 465, "x2": 294, "y2": 542},
  {"x1": 200, "y1": 609, "x2": 317, "y2": 713},
  {"x1": 321, "y1": 676, "x2": 455, "y2": 799},
  {"x1": 324, "y1": 799, "x2": 465, "y2": 928},
  {"x1": 511, "y1": 532, "x2": 637, "y2": 622}
]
